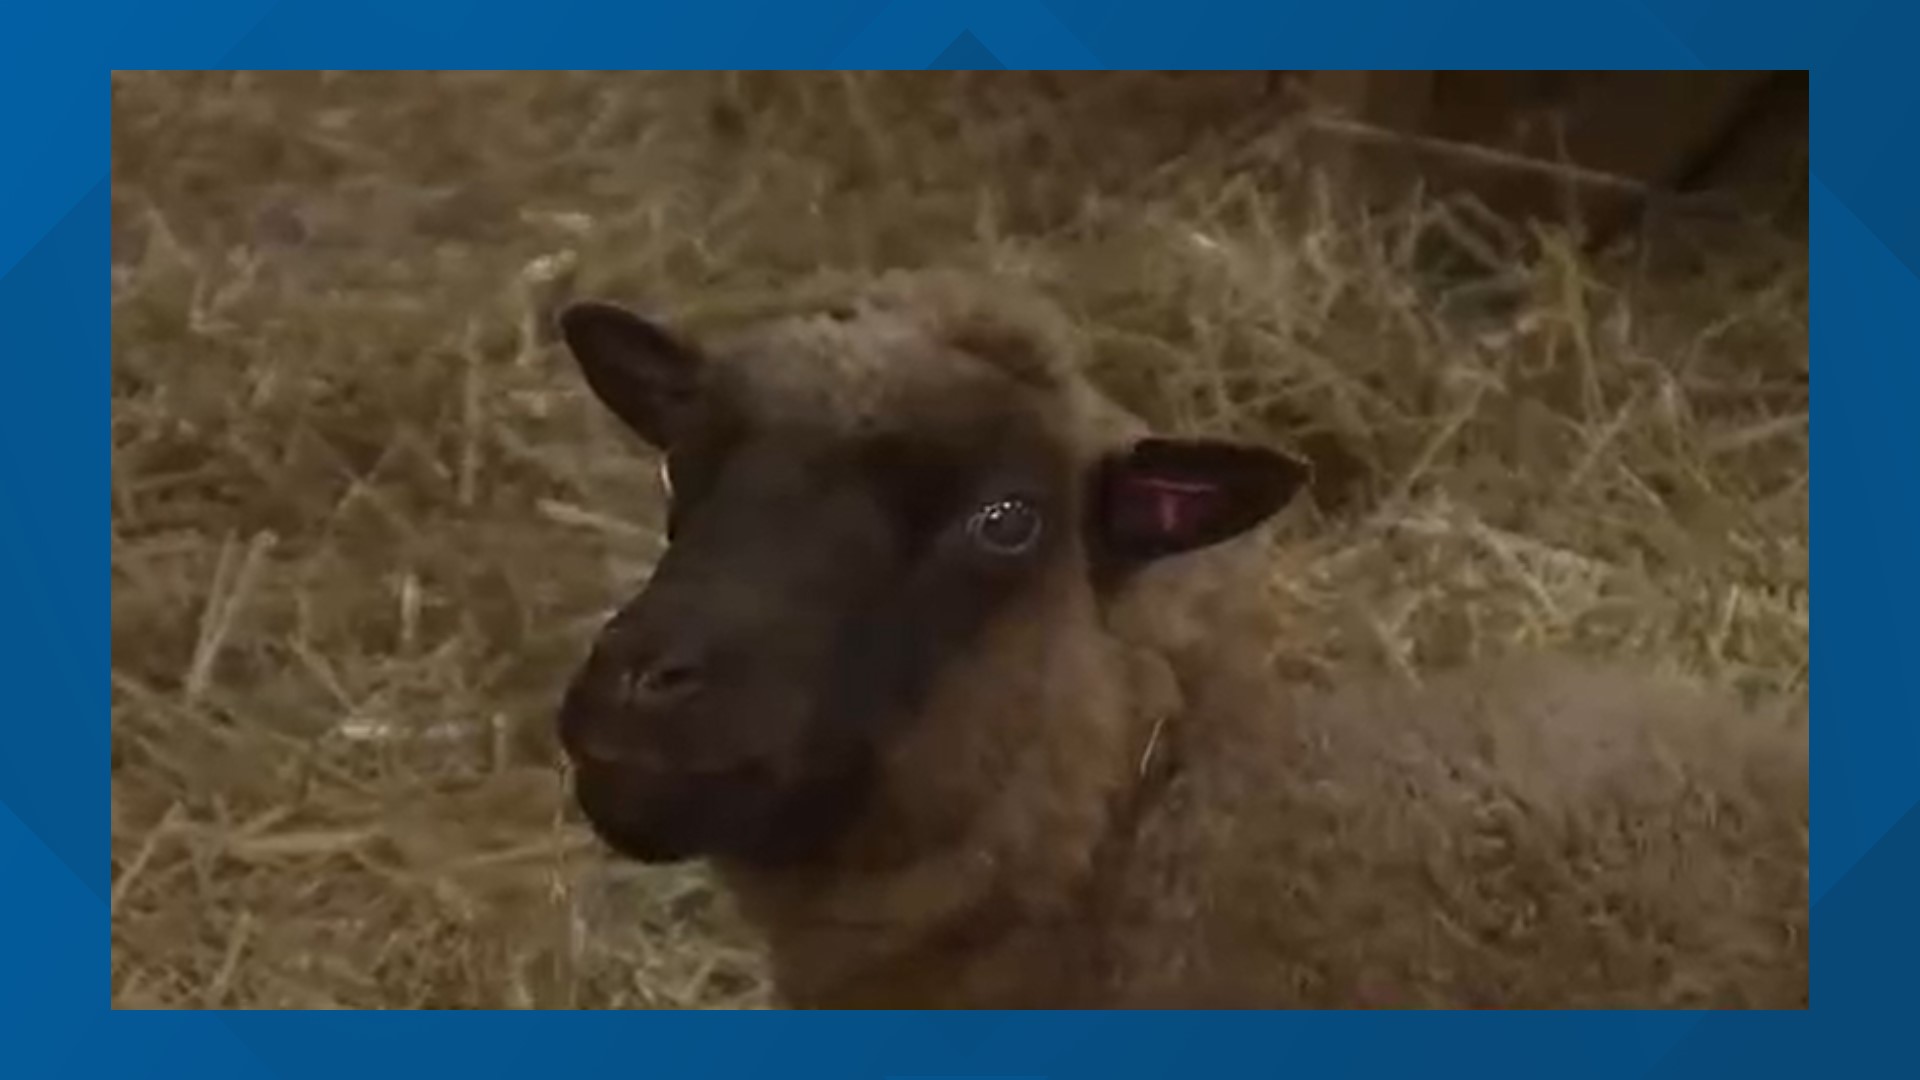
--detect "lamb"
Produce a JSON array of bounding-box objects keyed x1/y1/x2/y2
[{"x1": 550, "y1": 270, "x2": 1809, "y2": 1009}]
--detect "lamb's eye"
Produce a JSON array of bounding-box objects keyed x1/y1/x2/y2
[{"x1": 966, "y1": 497, "x2": 1043, "y2": 555}]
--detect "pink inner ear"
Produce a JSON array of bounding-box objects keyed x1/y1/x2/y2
[{"x1": 1124, "y1": 475, "x2": 1221, "y2": 537}]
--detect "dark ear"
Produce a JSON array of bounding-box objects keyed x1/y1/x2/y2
[
  {"x1": 557, "y1": 300, "x2": 705, "y2": 450},
  {"x1": 1091, "y1": 437, "x2": 1312, "y2": 563}
]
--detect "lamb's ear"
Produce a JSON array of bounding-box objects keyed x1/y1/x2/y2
[
  {"x1": 557, "y1": 300, "x2": 705, "y2": 450},
  {"x1": 1091, "y1": 437, "x2": 1311, "y2": 563}
]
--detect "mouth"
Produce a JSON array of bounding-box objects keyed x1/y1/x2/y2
[
  {"x1": 567, "y1": 749, "x2": 872, "y2": 867},
  {"x1": 568, "y1": 757, "x2": 775, "y2": 864}
]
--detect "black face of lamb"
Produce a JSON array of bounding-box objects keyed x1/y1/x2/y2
[
  {"x1": 553, "y1": 297, "x2": 1312, "y2": 867},
  {"x1": 561, "y1": 430, "x2": 1069, "y2": 864},
  {"x1": 553, "y1": 362, "x2": 1070, "y2": 862}
]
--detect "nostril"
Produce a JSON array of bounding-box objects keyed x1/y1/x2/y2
[
  {"x1": 619, "y1": 651, "x2": 706, "y2": 707},
  {"x1": 640, "y1": 661, "x2": 702, "y2": 695}
]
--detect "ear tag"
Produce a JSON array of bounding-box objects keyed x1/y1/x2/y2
[
  {"x1": 1121, "y1": 474, "x2": 1222, "y2": 538},
  {"x1": 1094, "y1": 436, "x2": 1311, "y2": 566}
]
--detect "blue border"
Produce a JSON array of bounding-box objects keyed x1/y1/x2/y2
[{"x1": 20, "y1": 0, "x2": 1913, "y2": 1074}]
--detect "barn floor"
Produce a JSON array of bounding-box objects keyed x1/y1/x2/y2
[{"x1": 109, "y1": 71, "x2": 1808, "y2": 1009}]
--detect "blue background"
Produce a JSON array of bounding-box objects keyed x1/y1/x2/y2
[{"x1": 12, "y1": 0, "x2": 1911, "y2": 1075}]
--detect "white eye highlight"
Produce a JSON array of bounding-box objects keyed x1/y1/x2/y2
[{"x1": 965, "y1": 497, "x2": 1044, "y2": 555}]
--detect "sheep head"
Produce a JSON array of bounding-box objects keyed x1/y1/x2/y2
[{"x1": 552, "y1": 277, "x2": 1310, "y2": 867}]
